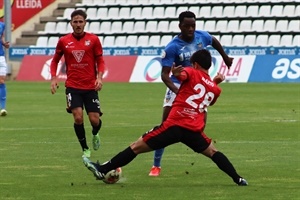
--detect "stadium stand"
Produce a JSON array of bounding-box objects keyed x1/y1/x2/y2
[{"x1": 16, "y1": 0, "x2": 300, "y2": 47}]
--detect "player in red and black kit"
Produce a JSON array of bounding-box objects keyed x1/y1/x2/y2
[
  {"x1": 50, "y1": 10, "x2": 104, "y2": 158},
  {"x1": 83, "y1": 49, "x2": 248, "y2": 186}
]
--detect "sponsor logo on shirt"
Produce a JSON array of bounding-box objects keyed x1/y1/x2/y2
[{"x1": 72, "y1": 50, "x2": 85, "y2": 63}]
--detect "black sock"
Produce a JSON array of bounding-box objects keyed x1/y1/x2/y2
[
  {"x1": 211, "y1": 151, "x2": 241, "y2": 183},
  {"x1": 74, "y1": 123, "x2": 88, "y2": 150},
  {"x1": 92, "y1": 119, "x2": 102, "y2": 135},
  {"x1": 99, "y1": 147, "x2": 137, "y2": 174}
]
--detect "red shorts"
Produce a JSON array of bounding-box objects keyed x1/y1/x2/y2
[{"x1": 142, "y1": 123, "x2": 212, "y2": 153}]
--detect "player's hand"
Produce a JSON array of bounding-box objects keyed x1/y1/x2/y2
[
  {"x1": 3, "y1": 41, "x2": 9, "y2": 49},
  {"x1": 171, "y1": 62, "x2": 183, "y2": 76},
  {"x1": 50, "y1": 78, "x2": 59, "y2": 94},
  {"x1": 223, "y1": 56, "x2": 234, "y2": 69},
  {"x1": 213, "y1": 73, "x2": 225, "y2": 85},
  {"x1": 95, "y1": 78, "x2": 103, "y2": 91}
]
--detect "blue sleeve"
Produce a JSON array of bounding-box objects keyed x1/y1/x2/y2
[{"x1": 161, "y1": 44, "x2": 177, "y2": 68}]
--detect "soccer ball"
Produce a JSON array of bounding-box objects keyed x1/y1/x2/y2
[{"x1": 102, "y1": 167, "x2": 122, "y2": 184}]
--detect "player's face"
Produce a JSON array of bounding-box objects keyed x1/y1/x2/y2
[
  {"x1": 70, "y1": 15, "x2": 86, "y2": 35},
  {"x1": 179, "y1": 17, "x2": 196, "y2": 41}
]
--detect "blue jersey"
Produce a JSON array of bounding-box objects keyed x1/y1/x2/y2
[
  {"x1": 161, "y1": 30, "x2": 213, "y2": 83},
  {"x1": 0, "y1": 22, "x2": 5, "y2": 56}
]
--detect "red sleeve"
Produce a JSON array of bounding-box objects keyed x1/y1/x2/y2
[
  {"x1": 50, "y1": 40, "x2": 63, "y2": 77},
  {"x1": 95, "y1": 37, "x2": 105, "y2": 74}
]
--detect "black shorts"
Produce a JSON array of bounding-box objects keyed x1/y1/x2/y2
[
  {"x1": 65, "y1": 87, "x2": 102, "y2": 115},
  {"x1": 142, "y1": 124, "x2": 211, "y2": 153}
]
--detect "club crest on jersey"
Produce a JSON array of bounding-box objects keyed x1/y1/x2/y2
[
  {"x1": 72, "y1": 50, "x2": 85, "y2": 63},
  {"x1": 85, "y1": 40, "x2": 91, "y2": 46},
  {"x1": 198, "y1": 43, "x2": 203, "y2": 49}
]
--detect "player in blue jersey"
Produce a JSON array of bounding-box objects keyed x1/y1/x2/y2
[
  {"x1": 0, "y1": 22, "x2": 10, "y2": 116},
  {"x1": 149, "y1": 11, "x2": 234, "y2": 176}
]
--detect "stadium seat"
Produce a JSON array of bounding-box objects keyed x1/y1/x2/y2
[
  {"x1": 199, "y1": 6, "x2": 211, "y2": 17},
  {"x1": 263, "y1": 20, "x2": 276, "y2": 32},
  {"x1": 133, "y1": 21, "x2": 146, "y2": 33},
  {"x1": 119, "y1": 7, "x2": 131, "y2": 19},
  {"x1": 294, "y1": 5, "x2": 300, "y2": 17},
  {"x1": 215, "y1": 20, "x2": 228, "y2": 32},
  {"x1": 160, "y1": 35, "x2": 173, "y2": 46},
  {"x1": 79, "y1": 0, "x2": 94, "y2": 6},
  {"x1": 103, "y1": 36, "x2": 115, "y2": 47},
  {"x1": 57, "y1": 8, "x2": 75, "y2": 20},
  {"x1": 88, "y1": 22, "x2": 101, "y2": 34},
  {"x1": 223, "y1": 6, "x2": 235, "y2": 18},
  {"x1": 282, "y1": 5, "x2": 295, "y2": 17},
  {"x1": 239, "y1": 20, "x2": 252, "y2": 32},
  {"x1": 252, "y1": 20, "x2": 264, "y2": 32},
  {"x1": 220, "y1": 35, "x2": 232, "y2": 46},
  {"x1": 55, "y1": 22, "x2": 68, "y2": 34},
  {"x1": 164, "y1": 7, "x2": 177, "y2": 18},
  {"x1": 169, "y1": 21, "x2": 179, "y2": 33},
  {"x1": 145, "y1": 21, "x2": 158, "y2": 33},
  {"x1": 157, "y1": 21, "x2": 169, "y2": 33},
  {"x1": 123, "y1": 21, "x2": 135, "y2": 33},
  {"x1": 86, "y1": 8, "x2": 98, "y2": 19},
  {"x1": 258, "y1": 5, "x2": 271, "y2": 17},
  {"x1": 100, "y1": 22, "x2": 111, "y2": 33},
  {"x1": 268, "y1": 35, "x2": 281, "y2": 47},
  {"x1": 110, "y1": 21, "x2": 123, "y2": 34},
  {"x1": 36, "y1": 36, "x2": 48, "y2": 47},
  {"x1": 243, "y1": 35, "x2": 256, "y2": 46},
  {"x1": 188, "y1": 6, "x2": 200, "y2": 17},
  {"x1": 246, "y1": 5, "x2": 259, "y2": 17},
  {"x1": 115, "y1": 36, "x2": 127, "y2": 47},
  {"x1": 38, "y1": 22, "x2": 56, "y2": 34},
  {"x1": 97, "y1": 7, "x2": 108, "y2": 19},
  {"x1": 234, "y1": 5, "x2": 247, "y2": 17},
  {"x1": 210, "y1": 6, "x2": 223, "y2": 18},
  {"x1": 287, "y1": 20, "x2": 299, "y2": 32},
  {"x1": 203, "y1": 20, "x2": 216, "y2": 32},
  {"x1": 270, "y1": 5, "x2": 283, "y2": 17},
  {"x1": 255, "y1": 35, "x2": 269, "y2": 46},
  {"x1": 176, "y1": 6, "x2": 189, "y2": 17},
  {"x1": 276, "y1": 20, "x2": 289, "y2": 32},
  {"x1": 48, "y1": 36, "x2": 59, "y2": 47},
  {"x1": 292, "y1": 35, "x2": 300, "y2": 46},
  {"x1": 126, "y1": 35, "x2": 138, "y2": 46},
  {"x1": 149, "y1": 35, "x2": 161, "y2": 46},
  {"x1": 106, "y1": 7, "x2": 119, "y2": 19},
  {"x1": 279, "y1": 35, "x2": 293, "y2": 47},
  {"x1": 196, "y1": 21, "x2": 204, "y2": 30},
  {"x1": 137, "y1": 35, "x2": 149, "y2": 47},
  {"x1": 98, "y1": 36, "x2": 104, "y2": 43},
  {"x1": 231, "y1": 34, "x2": 244, "y2": 46},
  {"x1": 226, "y1": 20, "x2": 239, "y2": 33},
  {"x1": 153, "y1": 7, "x2": 165, "y2": 18},
  {"x1": 130, "y1": 7, "x2": 142, "y2": 19},
  {"x1": 141, "y1": 7, "x2": 153, "y2": 19}
]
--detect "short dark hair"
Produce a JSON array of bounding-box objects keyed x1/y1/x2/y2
[
  {"x1": 190, "y1": 49, "x2": 212, "y2": 70},
  {"x1": 70, "y1": 9, "x2": 87, "y2": 20},
  {"x1": 178, "y1": 11, "x2": 196, "y2": 24}
]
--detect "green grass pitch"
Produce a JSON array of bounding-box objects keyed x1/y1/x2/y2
[{"x1": 0, "y1": 82, "x2": 299, "y2": 200}]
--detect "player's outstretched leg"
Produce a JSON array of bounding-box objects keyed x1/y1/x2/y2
[
  {"x1": 83, "y1": 157, "x2": 105, "y2": 180},
  {"x1": 211, "y1": 151, "x2": 248, "y2": 186}
]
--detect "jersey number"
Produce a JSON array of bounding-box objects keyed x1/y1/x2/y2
[{"x1": 185, "y1": 83, "x2": 215, "y2": 112}]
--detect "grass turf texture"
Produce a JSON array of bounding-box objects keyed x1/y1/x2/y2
[{"x1": 0, "y1": 82, "x2": 299, "y2": 200}]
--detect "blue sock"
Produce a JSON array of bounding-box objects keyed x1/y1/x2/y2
[
  {"x1": 0, "y1": 83, "x2": 6, "y2": 109},
  {"x1": 153, "y1": 148, "x2": 164, "y2": 167}
]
